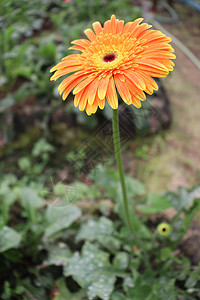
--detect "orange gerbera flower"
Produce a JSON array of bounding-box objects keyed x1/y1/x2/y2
[{"x1": 50, "y1": 15, "x2": 175, "y2": 115}]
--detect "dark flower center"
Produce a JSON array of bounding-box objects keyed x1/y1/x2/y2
[
  {"x1": 103, "y1": 53, "x2": 116, "y2": 63},
  {"x1": 162, "y1": 228, "x2": 166, "y2": 232}
]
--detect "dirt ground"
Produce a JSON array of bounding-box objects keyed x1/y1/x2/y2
[{"x1": 127, "y1": 42, "x2": 200, "y2": 193}]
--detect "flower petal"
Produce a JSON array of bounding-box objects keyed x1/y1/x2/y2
[
  {"x1": 71, "y1": 39, "x2": 91, "y2": 47},
  {"x1": 103, "y1": 20, "x2": 112, "y2": 34},
  {"x1": 111, "y1": 15, "x2": 117, "y2": 33},
  {"x1": 131, "y1": 93, "x2": 142, "y2": 108},
  {"x1": 116, "y1": 20, "x2": 124, "y2": 34},
  {"x1": 58, "y1": 73, "x2": 85, "y2": 94},
  {"x1": 98, "y1": 98, "x2": 105, "y2": 110},
  {"x1": 50, "y1": 65, "x2": 82, "y2": 81},
  {"x1": 62, "y1": 75, "x2": 86, "y2": 100},
  {"x1": 98, "y1": 77, "x2": 109, "y2": 100},
  {"x1": 114, "y1": 74, "x2": 132, "y2": 104},
  {"x1": 78, "y1": 86, "x2": 90, "y2": 110},
  {"x1": 74, "y1": 89, "x2": 85, "y2": 107},
  {"x1": 92, "y1": 21, "x2": 103, "y2": 35},
  {"x1": 106, "y1": 76, "x2": 118, "y2": 109},
  {"x1": 125, "y1": 70, "x2": 146, "y2": 90},
  {"x1": 73, "y1": 77, "x2": 94, "y2": 94},
  {"x1": 88, "y1": 78, "x2": 100, "y2": 105},
  {"x1": 84, "y1": 28, "x2": 96, "y2": 41}
]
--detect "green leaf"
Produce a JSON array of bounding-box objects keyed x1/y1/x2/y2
[
  {"x1": 12, "y1": 66, "x2": 33, "y2": 79},
  {"x1": 160, "y1": 247, "x2": 172, "y2": 261},
  {"x1": 64, "y1": 242, "x2": 116, "y2": 300},
  {"x1": 185, "y1": 265, "x2": 200, "y2": 289},
  {"x1": 32, "y1": 138, "x2": 55, "y2": 157},
  {"x1": 0, "y1": 174, "x2": 17, "y2": 187},
  {"x1": 20, "y1": 187, "x2": 44, "y2": 209},
  {"x1": 53, "y1": 278, "x2": 86, "y2": 300},
  {"x1": 111, "y1": 292, "x2": 126, "y2": 300},
  {"x1": 76, "y1": 217, "x2": 114, "y2": 242},
  {"x1": 127, "y1": 283, "x2": 152, "y2": 299},
  {"x1": 152, "y1": 278, "x2": 177, "y2": 300},
  {"x1": 113, "y1": 252, "x2": 129, "y2": 270},
  {"x1": 45, "y1": 205, "x2": 81, "y2": 238},
  {"x1": 126, "y1": 271, "x2": 153, "y2": 299},
  {"x1": 44, "y1": 244, "x2": 71, "y2": 266},
  {"x1": 89, "y1": 165, "x2": 119, "y2": 199},
  {"x1": 165, "y1": 186, "x2": 200, "y2": 212},
  {"x1": 76, "y1": 217, "x2": 121, "y2": 251},
  {"x1": 18, "y1": 156, "x2": 31, "y2": 171},
  {"x1": 53, "y1": 182, "x2": 67, "y2": 196},
  {"x1": 0, "y1": 226, "x2": 21, "y2": 252},
  {"x1": 71, "y1": 181, "x2": 100, "y2": 200},
  {"x1": 123, "y1": 276, "x2": 135, "y2": 293},
  {"x1": 125, "y1": 175, "x2": 145, "y2": 197},
  {"x1": 137, "y1": 193, "x2": 172, "y2": 214},
  {"x1": 128, "y1": 276, "x2": 177, "y2": 300}
]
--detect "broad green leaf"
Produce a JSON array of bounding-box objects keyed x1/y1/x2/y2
[
  {"x1": 137, "y1": 193, "x2": 172, "y2": 214},
  {"x1": 123, "y1": 276, "x2": 135, "y2": 293},
  {"x1": 151, "y1": 278, "x2": 177, "y2": 300},
  {"x1": 76, "y1": 217, "x2": 114, "y2": 242},
  {"x1": 45, "y1": 205, "x2": 81, "y2": 238},
  {"x1": 44, "y1": 244, "x2": 71, "y2": 266},
  {"x1": 128, "y1": 276, "x2": 176, "y2": 300},
  {"x1": 64, "y1": 242, "x2": 116, "y2": 300},
  {"x1": 0, "y1": 226, "x2": 21, "y2": 252},
  {"x1": 20, "y1": 187, "x2": 44, "y2": 209},
  {"x1": 76, "y1": 217, "x2": 121, "y2": 251},
  {"x1": 127, "y1": 284, "x2": 152, "y2": 299}
]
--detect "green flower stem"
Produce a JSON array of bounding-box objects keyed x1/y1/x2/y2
[
  {"x1": 112, "y1": 109, "x2": 133, "y2": 232},
  {"x1": 112, "y1": 108, "x2": 151, "y2": 270}
]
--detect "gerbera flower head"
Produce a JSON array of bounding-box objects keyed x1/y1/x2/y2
[{"x1": 50, "y1": 15, "x2": 175, "y2": 115}]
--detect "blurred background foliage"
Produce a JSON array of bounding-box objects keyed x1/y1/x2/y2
[{"x1": 0, "y1": 0, "x2": 142, "y2": 177}]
